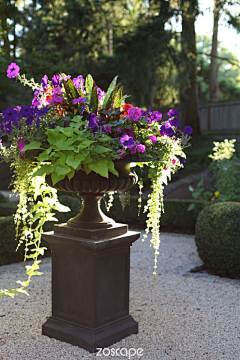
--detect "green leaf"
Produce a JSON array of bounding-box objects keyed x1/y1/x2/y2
[
  {"x1": 32, "y1": 165, "x2": 53, "y2": 177},
  {"x1": 38, "y1": 151, "x2": 51, "y2": 162},
  {"x1": 90, "y1": 84, "x2": 98, "y2": 114},
  {"x1": 54, "y1": 138, "x2": 73, "y2": 150},
  {"x1": 84, "y1": 163, "x2": 92, "y2": 175},
  {"x1": 94, "y1": 145, "x2": 111, "y2": 153},
  {"x1": 108, "y1": 159, "x2": 119, "y2": 176},
  {"x1": 59, "y1": 127, "x2": 74, "y2": 137},
  {"x1": 66, "y1": 153, "x2": 85, "y2": 169},
  {"x1": 188, "y1": 185, "x2": 194, "y2": 192},
  {"x1": 88, "y1": 159, "x2": 109, "y2": 178},
  {"x1": 113, "y1": 86, "x2": 123, "y2": 108},
  {"x1": 22, "y1": 141, "x2": 42, "y2": 151},
  {"x1": 51, "y1": 172, "x2": 66, "y2": 186},
  {"x1": 188, "y1": 203, "x2": 195, "y2": 211},
  {"x1": 67, "y1": 169, "x2": 75, "y2": 180},
  {"x1": 102, "y1": 76, "x2": 118, "y2": 109},
  {"x1": 77, "y1": 140, "x2": 95, "y2": 151},
  {"x1": 85, "y1": 74, "x2": 94, "y2": 97},
  {"x1": 47, "y1": 129, "x2": 67, "y2": 144},
  {"x1": 55, "y1": 165, "x2": 71, "y2": 176}
]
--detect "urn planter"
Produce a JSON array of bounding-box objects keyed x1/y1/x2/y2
[{"x1": 42, "y1": 160, "x2": 140, "y2": 352}]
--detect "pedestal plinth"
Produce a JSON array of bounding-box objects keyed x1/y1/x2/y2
[{"x1": 42, "y1": 223, "x2": 140, "y2": 352}]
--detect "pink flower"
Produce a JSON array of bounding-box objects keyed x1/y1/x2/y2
[
  {"x1": 149, "y1": 136, "x2": 157, "y2": 143},
  {"x1": 164, "y1": 167, "x2": 169, "y2": 170},
  {"x1": 17, "y1": 141, "x2": 26, "y2": 154},
  {"x1": 136, "y1": 144, "x2": 146, "y2": 153},
  {"x1": 172, "y1": 158, "x2": 177, "y2": 165}
]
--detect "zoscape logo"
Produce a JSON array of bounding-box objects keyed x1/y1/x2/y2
[{"x1": 96, "y1": 347, "x2": 144, "y2": 359}]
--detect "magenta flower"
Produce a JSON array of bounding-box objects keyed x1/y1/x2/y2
[
  {"x1": 73, "y1": 97, "x2": 86, "y2": 105},
  {"x1": 136, "y1": 144, "x2": 146, "y2": 153},
  {"x1": 126, "y1": 107, "x2": 142, "y2": 121},
  {"x1": 172, "y1": 158, "x2": 177, "y2": 165},
  {"x1": 149, "y1": 136, "x2": 157, "y2": 143},
  {"x1": 130, "y1": 147, "x2": 136, "y2": 154},
  {"x1": 73, "y1": 75, "x2": 85, "y2": 89},
  {"x1": 7, "y1": 63, "x2": 20, "y2": 79},
  {"x1": 18, "y1": 141, "x2": 26, "y2": 154},
  {"x1": 97, "y1": 87, "x2": 106, "y2": 101},
  {"x1": 118, "y1": 149, "x2": 126, "y2": 159},
  {"x1": 116, "y1": 128, "x2": 122, "y2": 133},
  {"x1": 62, "y1": 75, "x2": 71, "y2": 81}
]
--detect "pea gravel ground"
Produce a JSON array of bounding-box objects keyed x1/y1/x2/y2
[{"x1": 0, "y1": 231, "x2": 239, "y2": 360}]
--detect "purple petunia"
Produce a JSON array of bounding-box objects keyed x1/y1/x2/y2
[
  {"x1": 120, "y1": 134, "x2": 134, "y2": 148},
  {"x1": 62, "y1": 75, "x2": 71, "y2": 81},
  {"x1": 73, "y1": 97, "x2": 86, "y2": 105},
  {"x1": 52, "y1": 74, "x2": 60, "y2": 87},
  {"x1": 7, "y1": 63, "x2": 20, "y2": 79},
  {"x1": 167, "y1": 109, "x2": 179, "y2": 117},
  {"x1": 37, "y1": 107, "x2": 49, "y2": 117},
  {"x1": 183, "y1": 126, "x2": 193, "y2": 135},
  {"x1": 165, "y1": 127, "x2": 175, "y2": 137},
  {"x1": 160, "y1": 125, "x2": 166, "y2": 135},
  {"x1": 2, "y1": 107, "x2": 19, "y2": 124},
  {"x1": 41, "y1": 75, "x2": 48, "y2": 91},
  {"x1": 179, "y1": 157, "x2": 185, "y2": 164},
  {"x1": 150, "y1": 111, "x2": 162, "y2": 122},
  {"x1": 169, "y1": 118, "x2": 180, "y2": 127},
  {"x1": 20, "y1": 105, "x2": 32, "y2": 118},
  {"x1": 126, "y1": 107, "x2": 142, "y2": 121},
  {"x1": 86, "y1": 113, "x2": 99, "y2": 132},
  {"x1": 103, "y1": 126, "x2": 112, "y2": 133},
  {"x1": 116, "y1": 128, "x2": 122, "y2": 133}
]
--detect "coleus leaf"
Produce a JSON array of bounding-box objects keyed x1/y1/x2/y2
[
  {"x1": 85, "y1": 74, "x2": 94, "y2": 98},
  {"x1": 102, "y1": 76, "x2": 118, "y2": 109},
  {"x1": 90, "y1": 84, "x2": 98, "y2": 114},
  {"x1": 113, "y1": 86, "x2": 123, "y2": 108}
]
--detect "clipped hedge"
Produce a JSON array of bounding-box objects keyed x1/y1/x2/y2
[
  {"x1": 0, "y1": 216, "x2": 24, "y2": 265},
  {"x1": 0, "y1": 202, "x2": 18, "y2": 216},
  {"x1": 195, "y1": 202, "x2": 240, "y2": 279},
  {"x1": 108, "y1": 196, "x2": 208, "y2": 234}
]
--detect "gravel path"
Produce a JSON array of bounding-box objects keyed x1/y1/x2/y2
[{"x1": 0, "y1": 231, "x2": 239, "y2": 360}]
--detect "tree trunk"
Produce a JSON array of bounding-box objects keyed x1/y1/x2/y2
[
  {"x1": 181, "y1": 9, "x2": 201, "y2": 136},
  {"x1": 209, "y1": 0, "x2": 222, "y2": 102}
]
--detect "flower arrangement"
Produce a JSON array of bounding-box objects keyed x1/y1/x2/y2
[{"x1": 0, "y1": 63, "x2": 192, "y2": 297}]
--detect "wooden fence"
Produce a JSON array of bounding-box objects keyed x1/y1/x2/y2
[{"x1": 198, "y1": 99, "x2": 240, "y2": 140}]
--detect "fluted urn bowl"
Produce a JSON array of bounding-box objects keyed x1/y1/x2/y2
[{"x1": 46, "y1": 156, "x2": 139, "y2": 234}]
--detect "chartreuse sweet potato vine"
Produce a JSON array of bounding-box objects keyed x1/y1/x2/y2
[{"x1": 0, "y1": 63, "x2": 192, "y2": 296}]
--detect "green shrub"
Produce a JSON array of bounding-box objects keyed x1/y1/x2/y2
[
  {"x1": 0, "y1": 202, "x2": 17, "y2": 216},
  {"x1": 195, "y1": 202, "x2": 240, "y2": 279},
  {"x1": 0, "y1": 216, "x2": 24, "y2": 265},
  {"x1": 0, "y1": 193, "x2": 7, "y2": 202}
]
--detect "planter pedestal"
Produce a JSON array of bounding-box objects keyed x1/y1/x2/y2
[
  {"x1": 42, "y1": 162, "x2": 140, "y2": 352},
  {"x1": 42, "y1": 224, "x2": 139, "y2": 352}
]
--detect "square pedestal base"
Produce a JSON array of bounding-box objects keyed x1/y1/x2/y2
[{"x1": 42, "y1": 224, "x2": 140, "y2": 353}]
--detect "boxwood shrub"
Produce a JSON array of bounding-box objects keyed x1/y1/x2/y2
[{"x1": 195, "y1": 202, "x2": 240, "y2": 279}]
